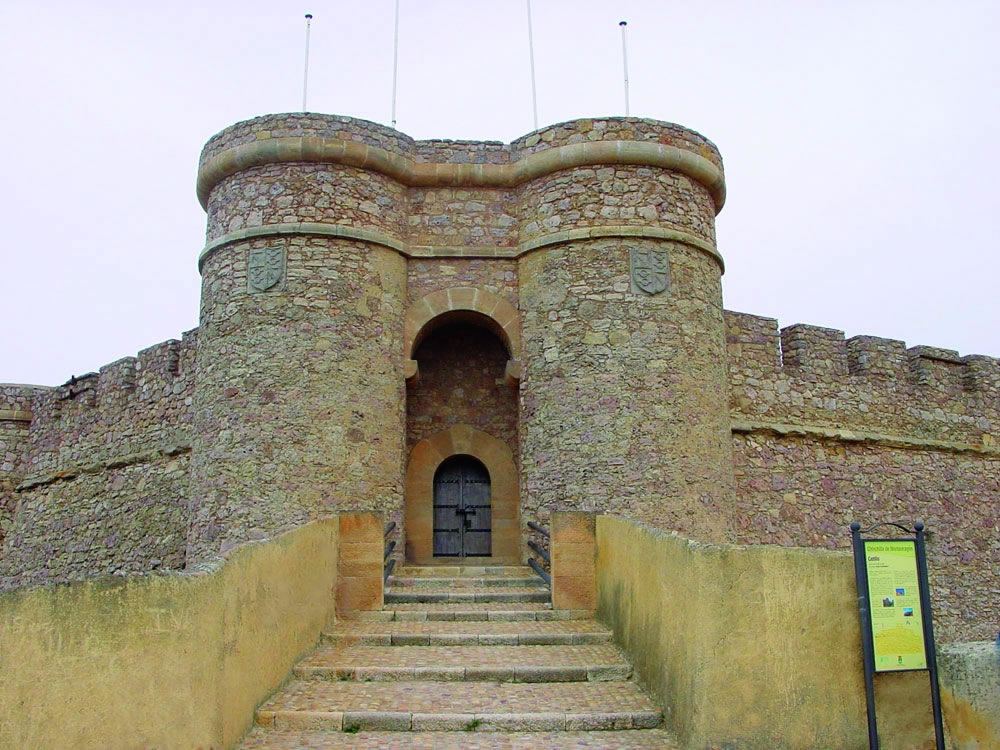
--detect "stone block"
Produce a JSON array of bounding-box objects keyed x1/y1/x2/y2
[
  {"x1": 552, "y1": 574, "x2": 596, "y2": 612},
  {"x1": 551, "y1": 512, "x2": 596, "y2": 545}
]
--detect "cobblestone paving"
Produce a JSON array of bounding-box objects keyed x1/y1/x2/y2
[
  {"x1": 240, "y1": 566, "x2": 674, "y2": 747},
  {"x1": 297, "y1": 645, "x2": 632, "y2": 680},
  {"x1": 241, "y1": 728, "x2": 679, "y2": 750},
  {"x1": 240, "y1": 729, "x2": 680, "y2": 748},
  {"x1": 258, "y1": 680, "x2": 658, "y2": 714}
]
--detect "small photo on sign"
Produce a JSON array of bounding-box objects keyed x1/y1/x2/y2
[
  {"x1": 895, "y1": 588, "x2": 906, "y2": 595},
  {"x1": 903, "y1": 608, "x2": 914, "y2": 617},
  {"x1": 882, "y1": 597, "x2": 895, "y2": 607}
]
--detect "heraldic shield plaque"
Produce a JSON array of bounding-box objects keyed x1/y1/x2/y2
[
  {"x1": 248, "y1": 246, "x2": 286, "y2": 293},
  {"x1": 630, "y1": 246, "x2": 670, "y2": 295}
]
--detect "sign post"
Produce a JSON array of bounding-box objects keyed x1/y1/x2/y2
[{"x1": 850, "y1": 521, "x2": 945, "y2": 749}]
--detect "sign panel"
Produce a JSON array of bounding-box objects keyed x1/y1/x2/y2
[{"x1": 862, "y1": 539, "x2": 927, "y2": 671}]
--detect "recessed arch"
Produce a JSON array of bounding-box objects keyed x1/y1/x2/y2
[
  {"x1": 404, "y1": 288, "x2": 521, "y2": 377},
  {"x1": 404, "y1": 424, "x2": 519, "y2": 564}
]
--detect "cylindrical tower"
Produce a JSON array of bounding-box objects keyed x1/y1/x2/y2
[
  {"x1": 514, "y1": 118, "x2": 735, "y2": 542},
  {"x1": 188, "y1": 115, "x2": 410, "y2": 562}
]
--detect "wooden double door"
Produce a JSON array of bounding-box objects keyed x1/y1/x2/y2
[{"x1": 433, "y1": 455, "x2": 492, "y2": 557}]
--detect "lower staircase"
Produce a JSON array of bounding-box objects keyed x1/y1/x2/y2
[{"x1": 239, "y1": 565, "x2": 677, "y2": 748}]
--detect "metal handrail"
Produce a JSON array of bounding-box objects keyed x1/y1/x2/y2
[
  {"x1": 383, "y1": 520, "x2": 398, "y2": 583},
  {"x1": 527, "y1": 521, "x2": 549, "y2": 538},
  {"x1": 526, "y1": 520, "x2": 551, "y2": 588},
  {"x1": 528, "y1": 558, "x2": 551, "y2": 587},
  {"x1": 528, "y1": 539, "x2": 549, "y2": 563}
]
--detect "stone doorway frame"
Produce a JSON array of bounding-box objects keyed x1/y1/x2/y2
[{"x1": 405, "y1": 424, "x2": 519, "y2": 565}]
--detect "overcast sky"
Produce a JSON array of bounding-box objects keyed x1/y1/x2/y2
[{"x1": 2, "y1": 0, "x2": 997, "y2": 387}]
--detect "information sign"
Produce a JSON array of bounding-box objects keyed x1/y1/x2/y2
[{"x1": 862, "y1": 539, "x2": 927, "y2": 672}]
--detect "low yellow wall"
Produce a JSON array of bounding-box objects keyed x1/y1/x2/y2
[
  {"x1": 0, "y1": 519, "x2": 340, "y2": 749},
  {"x1": 939, "y1": 642, "x2": 1000, "y2": 748},
  {"x1": 595, "y1": 515, "x2": 946, "y2": 749}
]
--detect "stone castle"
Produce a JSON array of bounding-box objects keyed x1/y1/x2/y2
[{"x1": 1, "y1": 112, "x2": 997, "y2": 644}]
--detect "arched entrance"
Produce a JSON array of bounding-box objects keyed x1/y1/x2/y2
[
  {"x1": 405, "y1": 425, "x2": 519, "y2": 564},
  {"x1": 433, "y1": 455, "x2": 492, "y2": 557}
]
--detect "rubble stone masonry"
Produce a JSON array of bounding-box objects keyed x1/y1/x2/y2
[{"x1": 1, "y1": 113, "x2": 995, "y2": 643}]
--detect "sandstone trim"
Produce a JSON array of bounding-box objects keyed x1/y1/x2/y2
[
  {"x1": 200, "y1": 223, "x2": 721, "y2": 273},
  {"x1": 199, "y1": 223, "x2": 407, "y2": 270},
  {"x1": 0, "y1": 409, "x2": 32, "y2": 422},
  {"x1": 16, "y1": 442, "x2": 192, "y2": 491},
  {"x1": 197, "y1": 138, "x2": 726, "y2": 212},
  {"x1": 519, "y1": 226, "x2": 724, "y2": 273},
  {"x1": 731, "y1": 420, "x2": 1000, "y2": 456}
]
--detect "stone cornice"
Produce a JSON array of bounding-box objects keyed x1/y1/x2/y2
[
  {"x1": 199, "y1": 223, "x2": 722, "y2": 273},
  {"x1": 197, "y1": 138, "x2": 726, "y2": 213},
  {"x1": 16, "y1": 441, "x2": 192, "y2": 492},
  {"x1": 0, "y1": 409, "x2": 32, "y2": 422},
  {"x1": 731, "y1": 420, "x2": 999, "y2": 456}
]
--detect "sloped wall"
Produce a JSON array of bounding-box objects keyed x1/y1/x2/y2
[
  {"x1": 595, "y1": 514, "x2": 952, "y2": 750},
  {"x1": 0, "y1": 519, "x2": 339, "y2": 750}
]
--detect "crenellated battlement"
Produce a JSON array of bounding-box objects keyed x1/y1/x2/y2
[
  {"x1": 15, "y1": 330, "x2": 199, "y2": 483},
  {"x1": 725, "y1": 311, "x2": 999, "y2": 445}
]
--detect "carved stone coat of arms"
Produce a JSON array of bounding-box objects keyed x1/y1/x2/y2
[
  {"x1": 248, "y1": 247, "x2": 286, "y2": 293},
  {"x1": 630, "y1": 247, "x2": 670, "y2": 295}
]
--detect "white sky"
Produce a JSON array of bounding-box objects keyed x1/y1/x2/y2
[{"x1": 2, "y1": 0, "x2": 998, "y2": 386}]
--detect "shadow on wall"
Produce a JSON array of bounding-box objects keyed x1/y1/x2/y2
[{"x1": 593, "y1": 514, "x2": 1000, "y2": 750}]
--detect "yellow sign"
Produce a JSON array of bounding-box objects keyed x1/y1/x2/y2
[{"x1": 863, "y1": 540, "x2": 927, "y2": 671}]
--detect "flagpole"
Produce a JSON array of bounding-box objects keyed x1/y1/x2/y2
[
  {"x1": 302, "y1": 13, "x2": 313, "y2": 112},
  {"x1": 391, "y1": 0, "x2": 400, "y2": 128},
  {"x1": 619, "y1": 20, "x2": 630, "y2": 116},
  {"x1": 527, "y1": 0, "x2": 539, "y2": 130}
]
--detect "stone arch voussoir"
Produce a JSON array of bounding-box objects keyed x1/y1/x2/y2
[{"x1": 403, "y1": 288, "x2": 521, "y2": 385}]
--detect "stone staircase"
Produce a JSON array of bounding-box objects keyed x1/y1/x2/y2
[{"x1": 239, "y1": 565, "x2": 677, "y2": 748}]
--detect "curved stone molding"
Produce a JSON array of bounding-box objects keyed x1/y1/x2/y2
[
  {"x1": 520, "y1": 225, "x2": 724, "y2": 273},
  {"x1": 198, "y1": 222, "x2": 407, "y2": 270},
  {"x1": 403, "y1": 287, "x2": 521, "y2": 363},
  {"x1": 198, "y1": 136, "x2": 725, "y2": 212},
  {"x1": 404, "y1": 424, "x2": 520, "y2": 564}
]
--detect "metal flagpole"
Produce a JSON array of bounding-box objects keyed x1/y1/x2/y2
[
  {"x1": 527, "y1": 0, "x2": 539, "y2": 130},
  {"x1": 619, "y1": 21, "x2": 630, "y2": 116},
  {"x1": 302, "y1": 13, "x2": 313, "y2": 112},
  {"x1": 391, "y1": 0, "x2": 400, "y2": 128}
]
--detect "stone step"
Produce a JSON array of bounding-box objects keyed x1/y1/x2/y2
[
  {"x1": 348, "y1": 605, "x2": 588, "y2": 622},
  {"x1": 323, "y1": 618, "x2": 612, "y2": 646},
  {"x1": 394, "y1": 565, "x2": 534, "y2": 578},
  {"x1": 239, "y1": 728, "x2": 681, "y2": 748},
  {"x1": 294, "y1": 644, "x2": 631, "y2": 682},
  {"x1": 388, "y1": 575, "x2": 542, "y2": 589},
  {"x1": 254, "y1": 680, "x2": 662, "y2": 732},
  {"x1": 384, "y1": 588, "x2": 550, "y2": 604}
]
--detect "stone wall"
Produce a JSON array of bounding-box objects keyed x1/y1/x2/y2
[
  {"x1": 726, "y1": 310, "x2": 1000, "y2": 641},
  {"x1": 725, "y1": 310, "x2": 999, "y2": 444},
  {"x1": 188, "y1": 234, "x2": 407, "y2": 563},
  {"x1": 406, "y1": 322, "x2": 517, "y2": 455},
  {"x1": 519, "y1": 235, "x2": 735, "y2": 541},
  {"x1": 0, "y1": 384, "x2": 48, "y2": 548},
  {"x1": 0, "y1": 336, "x2": 197, "y2": 589}
]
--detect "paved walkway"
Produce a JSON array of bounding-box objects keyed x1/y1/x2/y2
[{"x1": 239, "y1": 565, "x2": 678, "y2": 748}]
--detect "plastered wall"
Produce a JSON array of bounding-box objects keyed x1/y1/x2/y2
[
  {"x1": 0, "y1": 518, "x2": 339, "y2": 750},
  {"x1": 594, "y1": 514, "x2": 999, "y2": 750}
]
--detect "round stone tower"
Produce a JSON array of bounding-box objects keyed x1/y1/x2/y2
[
  {"x1": 188, "y1": 115, "x2": 411, "y2": 561},
  {"x1": 511, "y1": 119, "x2": 735, "y2": 542},
  {"x1": 188, "y1": 112, "x2": 735, "y2": 563}
]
